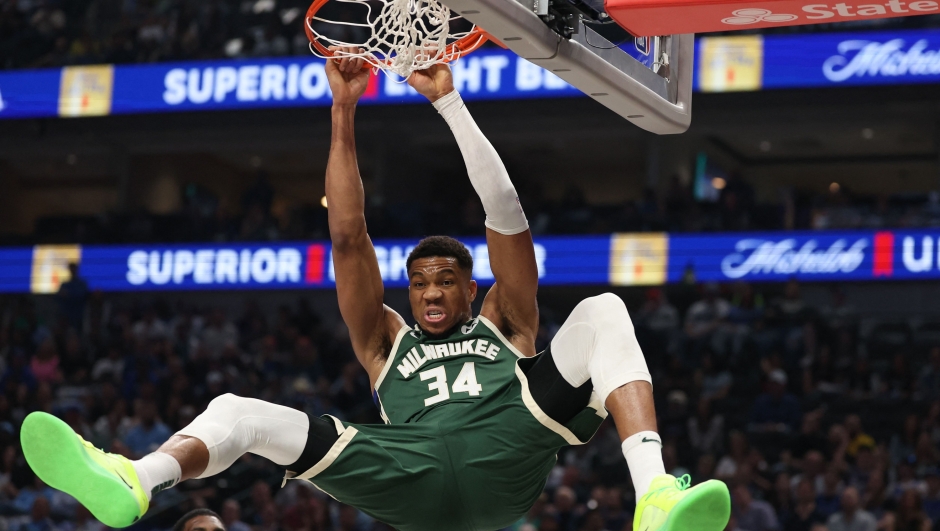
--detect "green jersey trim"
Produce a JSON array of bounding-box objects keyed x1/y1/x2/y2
[
  {"x1": 374, "y1": 326, "x2": 410, "y2": 390},
  {"x1": 295, "y1": 415, "x2": 358, "y2": 481},
  {"x1": 515, "y1": 362, "x2": 609, "y2": 446},
  {"x1": 476, "y1": 315, "x2": 526, "y2": 359}
]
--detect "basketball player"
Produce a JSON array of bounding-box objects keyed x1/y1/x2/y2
[{"x1": 19, "y1": 50, "x2": 730, "y2": 531}]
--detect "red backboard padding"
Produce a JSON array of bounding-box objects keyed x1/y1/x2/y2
[{"x1": 604, "y1": 0, "x2": 939, "y2": 36}]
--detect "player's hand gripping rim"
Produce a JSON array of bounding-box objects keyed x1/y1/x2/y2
[{"x1": 325, "y1": 46, "x2": 371, "y2": 107}]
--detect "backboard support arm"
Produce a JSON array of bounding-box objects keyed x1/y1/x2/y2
[{"x1": 441, "y1": 0, "x2": 694, "y2": 134}]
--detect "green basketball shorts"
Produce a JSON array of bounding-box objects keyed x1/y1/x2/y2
[{"x1": 285, "y1": 359, "x2": 606, "y2": 531}]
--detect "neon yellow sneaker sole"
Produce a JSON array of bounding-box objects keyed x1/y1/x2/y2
[
  {"x1": 21, "y1": 412, "x2": 149, "y2": 528},
  {"x1": 634, "y1": 475, "x2": 730, "y2": 531}
]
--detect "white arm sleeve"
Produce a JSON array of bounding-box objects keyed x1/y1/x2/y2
[{"x1": 433, "y1": 90, "x2": 529, "y2": 235}]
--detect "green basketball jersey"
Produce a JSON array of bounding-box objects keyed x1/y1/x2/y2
[
  {"x1": 303, "y1": 315, "x2": 608, "y2": 530},
  {"x1": 374, "y1": 316, "x2": 522, "y2": 425}
]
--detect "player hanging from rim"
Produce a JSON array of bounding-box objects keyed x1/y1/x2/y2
[{"x1": 19, "y1": 48, "x2": 730, "y2": 531}]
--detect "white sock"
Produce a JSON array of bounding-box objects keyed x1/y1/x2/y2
[
  {"x1": 622, "y1": 431, "x2": 666, "y2": 500},
  {"x1": 132, "y1": 452, "x2": 182, "y2": 501}
]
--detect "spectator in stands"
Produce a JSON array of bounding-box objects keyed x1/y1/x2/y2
[
  {"x1": 7, "y1": 496, "x2": 58, "y2": 531},
  {"x1": 695, "y1": 352, "x2": 733, "y2": 405},
  {"x1": 817, "y1": 467, "x2": 845, "y2": 518},
  {"x1": 599, "y1": 488, "x2": 629, "y2": 531},
  {"x1": 281, "y1": 480, "x2": 328, "y2": 530},
  {"x1": 661, "y1": 390, "x2": 690, "y2": 443},
  {"x1": 200, "y1": 309, "x2": 239, "y2": 359},
  {"x1": 56, "y1": 263, "x2": 89, "y2": 333},
  {"x1": 923, "y1": 469, "x2": 940, "y2": 523},
  {"x1": 732, "y1": 483, "x2": 781, "y2": 531},
  {"x1": 61, "y1": 505, "x2": 105, "y2": 531},
  {"x1": 891, "y1": 461, "x2": 927, "y2": 499},
  {"x1": 727, "y1": 282, "x2": 764, "y2": 360},
  {"x1": 552, "y1": 486, "x2": 579, "y2": 531},
  {"x1": 0, "y1": 445, "x2": 19, "y2": 514},
  {"x1": 638, "y1": 288, "x2": 680, "y2": 333},
  {"x1": 803, "y1": 346, "x2": 843, "y2": 397},
  {"x1": 882, "y1": 352, "x2": 915, "y2": 399},
  {"x1": 131, "y1": 308, "x2": 169, "y2": 342},
  {"x1": 256, "y1": 502, "x2": 280, "y2": 531},
  {"x1": 918, "y1": 348, "x2": 940, "y2": 402},
  {"x1": 688, "y1": 399, "x2": 725, "y2": 457},
  {"x1": 862, "y1": 472, "x2": 888, "y2": 518},
  {"x1": 914, "y1": 432, "x2": 940, "y2": 474},
  {"x1": 770, "y1": 472, "x2": 793, "y2": 517},
  {"x1": 244, "y1": 480, "x2": 273, "y2": 527},
  {"x1": 782, "y1": 479, "x2": 827, "y2": 531},
  {"x1": 684, "y1": 283, "x2": 731, "y2": 360},
  {"x1": 173, "y1": 508, "x2": 225, "y2": 531},
  {"x1": 716, "y1": 431, "x2": 750, "y2": 481},
  {"x1": 749, "y1": 370, "x2": 801, "y2": 434},
  {"x1": 122, "y1": 400, "x2": 171, "y2": 457},
  {"x1": 90, "y1": 396, "x2": 131, "y2": 451},
  {"x1": 29, "y1": 339, "x2": 61, "y2": 386},
  {"x1": 90, "y1": 345, "x2": 125, "y2": 384},
  {"x1": 923, "y1": 402, "x2": 940, "y2": 444},
  {"x1": 889, "y1": 489, "x2": 933, "y2": 531},
  {"x1": 847, "y1": 444, "x2": 880, "y2": 493},
  {"x1": 827, "y1": 487, "x2": 876, "y2": 531},
  {"x1": 791, "y1": 450, "x2": 827, "y2": 495},
  {"x1": 11, "y1": 475, "x2": 56, "y2": 517},
  {"x1": 2, "y1": 350, "x2": 37, "y2": 394},
  {"x1": 790, "y1": 413, "x2": 828, "y2": 463},
  {"x1": 220, "y1": 499, "x2": 251, "y2": 531},
  {"x1": 766, "y1": 279, "x2": 812, "y2": 367},
  {"x1": 636, "y1": 288, "x2": 680, "y2": 359},
  {"x1": 844, "y1": 415, "x2": 875, "y2": 459}
]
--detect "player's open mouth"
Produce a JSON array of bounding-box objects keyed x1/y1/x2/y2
[{"x1": 425, "y1": 310, "x2": 446, "y2": 323}]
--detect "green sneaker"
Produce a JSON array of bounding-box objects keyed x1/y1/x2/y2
[
  {"x1": 21, "y1": 411, "x2": 149, "y2": 528},
  {"x1": 633, "y1": 474, "x2": 730, "y2": 531}
]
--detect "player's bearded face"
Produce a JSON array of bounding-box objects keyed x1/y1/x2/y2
[{"x1": 408, "y1": 256, "x2": 477, "y2": 336}]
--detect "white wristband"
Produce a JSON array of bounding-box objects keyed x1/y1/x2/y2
[{"x1": 433, "y1": 91, "x2": 529, "y2": 235}]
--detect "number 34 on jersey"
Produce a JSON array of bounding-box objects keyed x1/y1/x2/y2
[{"x1": 420, "y1": 362, "x2": 484, "y2": 406}]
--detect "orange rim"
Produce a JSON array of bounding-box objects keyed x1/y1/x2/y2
[{"x1": 304, "y1": 0, "x2": 488, "y2": 68}]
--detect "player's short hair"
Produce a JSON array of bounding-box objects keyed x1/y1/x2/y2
[
  {"x1": 406, "y1": 236, "x2": 473, "y2": 274},
  {"x1": 173, "y1": 509, "x2": 223, "y2": 531}
]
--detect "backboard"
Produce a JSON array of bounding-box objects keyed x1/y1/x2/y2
[{"x1": 439, "y1": 0, "x2": 693, "y2": 134}]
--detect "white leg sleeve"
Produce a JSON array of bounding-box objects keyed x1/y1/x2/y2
[
  {"x1": 550, "y1": 293, "x2": 652, "y2": 407},
  {"x1": 176, "y1": 394, "x2": 310, "y2": 478}
]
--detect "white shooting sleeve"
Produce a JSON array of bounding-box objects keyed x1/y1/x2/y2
[{"x1": 433, "y1": 90, "x2": 529, "y2": 235}]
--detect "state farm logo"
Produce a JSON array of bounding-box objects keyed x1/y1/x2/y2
[{"x1": 722, "y1": 8, "x2": 798, "y2": 24}]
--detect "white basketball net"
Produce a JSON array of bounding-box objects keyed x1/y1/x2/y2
[{"x1": 306, "y1": 0, "x2": 483, "y2": 78}]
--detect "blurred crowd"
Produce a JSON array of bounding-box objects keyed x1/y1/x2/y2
[
  {"x1": 0, "y1": 267, "x2": 939, "y2": 531},
  {"x1": 0, "y1": 0, "x2": 313, "y2": 69},
  {"x1": 23, "y1": 173, "x2": 940, "y2": 246}
]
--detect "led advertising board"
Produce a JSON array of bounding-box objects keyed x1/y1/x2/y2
[
  {"x1": 2, "y1": 229, "x2": 938, "y2": 294},
  {"x1": 3, "y1": 29, "x2": 940, "y2": 119}
]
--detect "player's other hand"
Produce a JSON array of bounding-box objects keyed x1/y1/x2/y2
[
  {"x1": 407, "y1": 63, "x2": 455, "y2": 103},
  {"x1": 326, "y1": 46, "x2": 370, "y2": 106}
]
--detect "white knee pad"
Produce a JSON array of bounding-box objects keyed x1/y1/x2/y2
[
  {"x1": 550, "y1": 293, "x2": 652, "y2": 407},
  {"x1": 176, "y1": 394, "x2": 309, "y2": 478}
]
